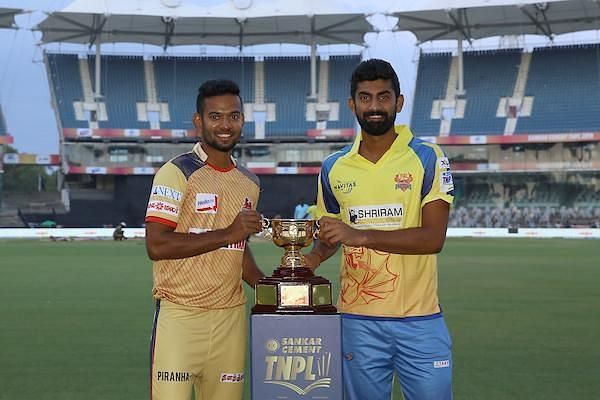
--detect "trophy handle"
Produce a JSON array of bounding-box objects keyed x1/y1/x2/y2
[
  {"x1": 313, "y1": 219, "x2": 320, "y2": 240},
  {"x1": 261, "y1": 218, "x2": 272, "y2": 240}
]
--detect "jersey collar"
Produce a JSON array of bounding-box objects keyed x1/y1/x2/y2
[
  {"x1": 192, "y1": 143, "x2": 237, "y2": 170},
  {"x1": 347, "y1": 124, "x2": 414, "y2": 157}
]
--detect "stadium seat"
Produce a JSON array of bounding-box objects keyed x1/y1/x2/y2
[
  {"x1": 47, "y1": 54, "x2": 87, "y2": 128},
  {"x1": 153, "y1": 56, "x2": 255, "y2": 135},
  {"x1": 516, "y1": 44, "x2": 600, "y2": 133}
]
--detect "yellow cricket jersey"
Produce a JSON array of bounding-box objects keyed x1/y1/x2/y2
[
  {"x1": 145, "y1": 143, "x2": 260, "y2": 309},
  {"x1": 317, "y1": 125, "x2": 454, "y2": 318}
]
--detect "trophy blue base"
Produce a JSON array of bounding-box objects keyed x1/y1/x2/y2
[{"x1": 251, "y1": 314, "x2": 343, "y2": 400}]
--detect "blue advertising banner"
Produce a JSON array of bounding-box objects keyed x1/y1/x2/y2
[{"x1": 251, "y1": 314, "x2": 342, "y2": 400}]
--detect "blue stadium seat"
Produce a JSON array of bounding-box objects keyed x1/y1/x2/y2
[
  {"x1": 263, "y1": 56, "x2": 313, "y2": 136},
  {"x1": 47, "y1": 53, "x2": 87, "y2": 129},
  {"x1": 516, "y1": 44, "x2": 600, "y2": 133},
  {"x1": 411, "y1": 52, "x2": 451, "y2": 135},
  {"x1": 88, "y1": 55, "x2": 149, "y2": 129},
  {"x1": 327, "y1": 55, "x2": 360, "y2": 129},
  {"x1": 451, "y1": 49, "x2": 520, "y2": 135},
  {"x1": 153, "y1": 56, "x2": 255, "y2": 136}
]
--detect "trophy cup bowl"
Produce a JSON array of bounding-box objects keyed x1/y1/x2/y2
[
  {"x1": 253, "y1": 218, "x2": 337, "y2": 314},
  {"x1": 264, "y1": 218, "x2": 317, "y2": 270}
]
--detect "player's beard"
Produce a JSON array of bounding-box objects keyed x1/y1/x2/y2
[{"x1": 356, "y1": 111, "x2": 395, "y2": 136}]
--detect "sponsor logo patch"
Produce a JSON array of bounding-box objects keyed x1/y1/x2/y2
[
  {"x1": 157, "y1": 371, "x2": 192, "y2": 382},
  {"x1": 196, "y1": 193, "x2": 218, "y2": 214},
  {"x1": 220, "y1": 372, "x2": 244, "y2": 383},
  {"x1": 433, "y1": 360, "x2": 450, "y2": 369},
  {"x1": 394, "y1": 173, "x2": 413, "y2": 191},
  {"x1": 348, "y1": 204, "x2": 403, "y2": 228},
  {"x1": 333, "y1": 179, "x2": 357, "y2": 194},
  {"x1": 151, "y1": 185, "x2": 182, "y2": 202},
  {"x1": 440, "y1": 171, "x2": 454, "y2": 193},
  {"x1": 147, "y1": 200, "x2": 179, "y2": 216},
  {"x1": 438, "y1": 157, "x2": 450, "y2": 170}
]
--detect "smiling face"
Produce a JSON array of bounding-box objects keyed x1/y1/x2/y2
[
  {"x1": 193, "y1": 93, "x2": 244, "y2": 153},
  {"x1": 349, "y1": 79, "x2": 404, "y2": 137}
]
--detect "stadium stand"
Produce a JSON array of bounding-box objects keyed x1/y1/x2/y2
[
  {"x1": 44, "y1": 52, "x2": 362, "y2": 225},
  {"x1": 450, "y1": 49, "x2": 521, "y2": 135},
  {"x1": 0, "y1": 191, "x2": 64, "y2": 228},
  {"x1": 449, "y1": 205, "x2": 600, "y2": 229},
  {"x1": 46, "y1": 53, "x2": 87, "y2": 129},
  {"x1": 411, "y1": 49, "x2": 522, "y2": 136},
  {"x1": 516, "y1": 44, "x2": 600, "y2": 133},
  {"x1": 62, "y1": 142, "x2": 190, "y2": 168},
  {"x1": 411, "y1": 45, "x2": 600, "y2": 137},
  {"x1": 411, "y1": 52, "x2": 451, "y2": 135},
  {"x1": 153, "y1": 56, "x2": 255, "y2": 132},
  {"x1": 325, "y1": 55, "x2": 360, "y2": 130},
  {"x1": 35, "y1": 48, "x2": 600, "y2": 228},
  {"x1": 263, "y1": 56, "x2": 313, "y2": 136},
  {"x1": 46, "y1": 53, "x2": 359, "y2": 137},
  {"x1": 56, "y1": 175, "x2": 150, "y2": 227},
  {"x1": 88, "y1": 55, "x2": 149, "y2": 129}
]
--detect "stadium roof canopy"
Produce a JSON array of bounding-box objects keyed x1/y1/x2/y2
[
  {"x1": 0, "y1": 7, "x2": 22, "y2": 29},
  {"x1": 36, "y1": 0, "x2": 373, "y2": 48},
  {"x1": 384, "y1": 0, "x2": 600, "y2": 95},
  {"x1": 386, "y1": 0, "x2": 600, "y2": 43},
  {"x1": 36, "y1": 0, "x2": 374, "y2": 99}
]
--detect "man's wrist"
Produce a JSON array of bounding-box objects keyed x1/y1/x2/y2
[
  {"x1": 217, "y1": 228, "x2": 233, "y2": 247},
  {"x1": 358, "y1": 230, "x2": 370, "y2": 247},
  {"x1": 313, "y1": 251, "x2": 323, "y2": 264}
]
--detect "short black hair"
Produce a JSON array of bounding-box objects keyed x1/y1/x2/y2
[
  {"x1": 350, "y1": 59, "x2": 401, "y2": 99},
  {"x1": 196, "y1": 79, "x2": 243, "y2": 114}
]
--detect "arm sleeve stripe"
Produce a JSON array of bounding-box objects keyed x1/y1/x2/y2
[
  {"x1": 320, "y1": 146, "x2": 351, "y2": 214},
  {"x1": 236, "y1": 165, "x2": 261, "y2": 188},
  {"x1": 145, "y1": 216, "x2": 177, "y2": 229},
  {"x1": 321, "y1": 170, "x2": 339, "y2": 214},
  {"x1": 172, "y1": 152, "x2": 205, "y2": 179},
  {"x1": 408, "y1": 138, "x2": 436, "y2": 200}
]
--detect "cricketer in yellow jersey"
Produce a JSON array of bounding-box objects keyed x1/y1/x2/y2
[{"x1": 305, "y1": 59, "x2": 455, "y2": 400}]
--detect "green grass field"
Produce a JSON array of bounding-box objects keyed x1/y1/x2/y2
[{"x1": 0, "y1": 238, "x2": 598, "y2": 400}]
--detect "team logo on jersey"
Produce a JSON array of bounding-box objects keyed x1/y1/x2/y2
[
  {"x1": 242, "y1": 197, "x2": 253, "y2": 210},
  {"x1": 347, "y1": 204, "x2": 403, "y2": 229},
  {"x1": 151, "y1": 185, "x2": 182, "y2": 202},
  {"x1": 147, "y1": 200, "x2": 179, "y2": 216},
  {"x1": 394, "y1": 173, "x2": 413, "y2": 191},
  {"x1": 195, "y1": 193, "x2": 218, "y2": 214},
  {"x1": 333, "y1": 179, "x2": 357, "y2": 194}
]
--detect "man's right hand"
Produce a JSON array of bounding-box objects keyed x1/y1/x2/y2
[
  {"x1": 302, "y1": 251, "x2": 322, "y2": 271},
  {"x1": 224, "y1": 209, "x2": 262, "y2": 244}
]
